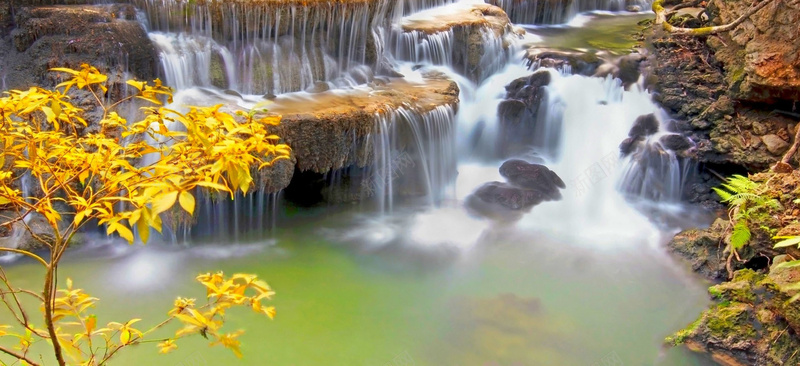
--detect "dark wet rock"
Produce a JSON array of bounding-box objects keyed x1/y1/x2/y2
[
  {"x1": 628, "y1": 113, "x2": 659, "y2": 137},
  {"x1": 525, "y1": 48, "x2": 602, "y2": 75},
  {"x1": 620, "y1": 136, "x2": 644, "y2": 156},
  {"x1": 666, "y1": 268, "x2": 800, "y2": 366},
  {"x1": 0, "y1": 211, "x2": 57, "y2": 252},
  {"x1": 472, "y1": 181, "x2": 547, "y2": 211},
  {"x1": 646, "y1": 12, "x2": 798, "y2": 171},
  {"x1": 497, "y1": 71, "x2": 552, "y2": 158},
  {"x1": 401, "y1": 3, "x2": 516, "y2": 82},
  {"x1": 593, "y1": 52, "x2": 645, "y2": 87},
  {"x1": 667, "y1": 219, "x2": 730, "y2": 281},
  {"x1": 660, "y1": 134, "x2": 692, "y2": 151},
  {"x1": 499, "y1": 159, "x2": 565, "y2": 200}
]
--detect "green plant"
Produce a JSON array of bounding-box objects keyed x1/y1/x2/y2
[
  {"x1": 713, "y1": 175, "x2": 781, "y2": 250},
  {"x1": 772, "y1": 236, "x2": 800, "y2": 301}
]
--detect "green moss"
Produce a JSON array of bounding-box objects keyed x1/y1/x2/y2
[
  {"x1": 706, "y1": 303, "x2": 756, "y2": 339},
  {"x1": 708, "y1": 286, "x2": 723, "y2": 299},
  {"x1": 666, "y1": 317, "x2": 703, "y2": 346},
  {"x1": 732, "y1": 268, "x2": 763, "y2": 284}
]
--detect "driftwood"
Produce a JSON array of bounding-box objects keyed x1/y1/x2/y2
[{"x1": 652, "y1": 0, "x2": 779, "y2": 36}]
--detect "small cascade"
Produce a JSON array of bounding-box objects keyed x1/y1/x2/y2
[
  {"x1": 391, "y1": 2, "x2": 518, "y2": 83},
  {"x1": 170, "y1": 189, "x2": 284, "y2": 243},
  {"x1": 489, "y1": 0, "x2": 651, "y2": 25},
  {"x1": 391, "y1": 0, "x2": 460, "y2": 19},
  {"x1": 136, "y1": 0, "x2": 388, "y2": 94},
  {"x1": 488, "y1": 70, "x2": 694, "y2": 244},
  {"x1": 149, "y1": 33, "x2": 236, "y2": 91},
  {"x1": 390, "y1": 29, "x2": 455, "y2": 66},
  {"x1": 617, "y1": 114, "x2": 697, "y2": 202},
  {"x1": 368, "y1": 105, "x2": 458, "y2": 213}
]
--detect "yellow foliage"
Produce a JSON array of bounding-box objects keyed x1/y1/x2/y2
[{"x1": 0, "y1": 64, "x2": 285, "y2": 365}]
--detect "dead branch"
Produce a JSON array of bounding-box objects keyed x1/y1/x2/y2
[{"x1": 654, "y1": 0, "x2": 778, "y2": 36}]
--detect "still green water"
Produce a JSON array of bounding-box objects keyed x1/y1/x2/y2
[{"x1": 1, "y1": 205, "x2": 715, "y2": 366}]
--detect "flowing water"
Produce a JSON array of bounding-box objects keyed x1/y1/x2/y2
[{"x1": 1, "y1": 3, "x2": 717, "y2": 366}]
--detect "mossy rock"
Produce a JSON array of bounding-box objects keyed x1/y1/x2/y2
[{"x1": 668, "y1": 268, "x2": 800, "y2": 365}]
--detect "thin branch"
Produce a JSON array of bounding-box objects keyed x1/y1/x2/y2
[
  {"x1": 0, "y1": 345, "x2": 41, "y2": 366},
  {"x1": 654, "y1": 0, "x2": 778, "y2": 36},
  {"x1": 0, "y1": 248, "x2": 49, "y2": 267}
]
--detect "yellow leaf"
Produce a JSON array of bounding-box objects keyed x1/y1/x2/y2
[
  {"x1": 158, "y1": 339, "x2": 177, "y2": 354},
  {"x1": 178, "y1": 191, "x2": 195, "y2": 215},
  {"x1": 151, "y1": 191, "x2": 178, "y2": 215},
  {"x1": 126, "y1": 80, "x2": 146, "y2": 91}
]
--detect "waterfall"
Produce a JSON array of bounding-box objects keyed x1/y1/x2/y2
[
  {"x1": 390, "y1": 29, "x2": 455, "y2": 66},
  {"x1": 129, "y1": 0, "x2": 694, "y2": 246},
  {"x1": 136, "y1": 0, "x2": 387, "y2": 94},
  {"x1": 168, "y1": 189, "x2": 284, "y2": 243},
  {"x1": 369, "y1": 105, "x2": 457, "y2": 214},
  {"x1": 488, "y1": 0, "x2": 652, "y2": 25},
  {"x1": 493, "y1": 70, "x2": 692, "y2": 244}
]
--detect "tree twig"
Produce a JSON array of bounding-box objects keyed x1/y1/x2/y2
[{"x1": 654, "y1": 0, "x2": 778, "y2": 36}]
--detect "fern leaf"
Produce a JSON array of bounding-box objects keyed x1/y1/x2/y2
[
  {"x1": 712, "y1": 187, "x2": 733, "y2": 201},
  {"x1": 730, "y1": 220, "x2": 751, "y2": 249}
]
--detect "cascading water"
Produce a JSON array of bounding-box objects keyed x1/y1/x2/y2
[
  {"x1": 489, "y1": 0, "x2": 652, "y2": 24},
  {"x1": 369, "y1": 105, "x2": 457, "y2": 213},
  {"x1": 135, "y1": 0, "x2": 387, "y2": 94},
  {"x1": 135, "y1": 0, "x2": 694, "y2": 247}
]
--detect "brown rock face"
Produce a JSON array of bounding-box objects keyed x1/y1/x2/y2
[
  {"x1": 399, "y1": 3, "x2": 518, "y2": 82},
  {"x1": 709, "y1": 0, "x2": 800, "y2": 102},
  {"x1": 0, "y1": 5, "x2": 158, "y2": 91},
  {"x1": 268, "y1": 74, "x2": 459, "y2": 175}
]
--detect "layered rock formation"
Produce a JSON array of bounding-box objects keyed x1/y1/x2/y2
[
  {"x1": 393, "y1": 2, "x2": 520, "y2": 82},
  {"x1": 647, "y1": 1, "x2": 800, "y2": 172},
  {"x1": 0, "y1": 4, "x2": 158, "y2": 90}
]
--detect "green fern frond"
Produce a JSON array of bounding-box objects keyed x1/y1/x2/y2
[{"x1": 730, "y1": 220, "x2": 751, "y2": 250}]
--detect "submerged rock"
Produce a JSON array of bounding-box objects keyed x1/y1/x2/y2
[
  {"x1": 472, "y1": 181, "x2": 547, "y2": 211},
  {"x1": 467, "y1": 160, "x2": 565, "y2": 217}
]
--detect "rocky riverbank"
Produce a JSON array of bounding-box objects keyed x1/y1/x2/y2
[{"x1": 645, "y1": 0, "x2": 800, "y2": 364}]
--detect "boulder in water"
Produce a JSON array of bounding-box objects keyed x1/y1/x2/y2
[
  {"x1": 619, "y1": 136, "x2": 644, "y2": 156},
  {"x1": 499, "y1": 159, "x2": 565, "y2": 200},
  {"x1": 660, "y1": 134, "x2": 693, "y2": 151},
  {"x1": 628, "y1": 113, "x2": 659, "y2": 137},
  {"x1": 497, "y1": 71, "x2": 552, "y2": 157},
  {"x1": 471, "y1": 181, "x2": 547, "y2": 211}
]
